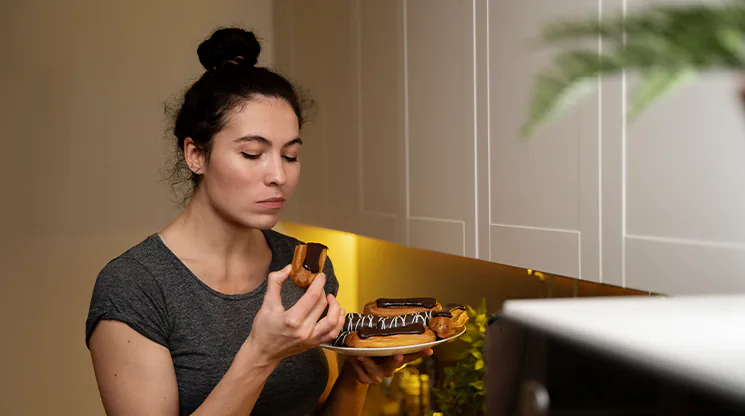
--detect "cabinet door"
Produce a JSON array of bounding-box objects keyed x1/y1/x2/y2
[
  {"x1": 487, "y1": 0, "x2": 602, "y2": 280},
  {"x1": 405, "y1": 0, "x2": 478, "y2": 258},
  {"x1": 276, "y1": 0, "x2": 480, "y2": 257},
  {"x1": 602, "y1": 0, "x2": 745, "y2": 295},
  {"x1": 274, "y1": 0, "x2": 402, "y2": 244}
]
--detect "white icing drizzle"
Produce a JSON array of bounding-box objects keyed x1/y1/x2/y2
[
  {"x1": 343, "y1": 311, "x2": 434, "y2": 331},
  {"x1": 332, "y1": 331, "x2": 350, "y2": 347}
]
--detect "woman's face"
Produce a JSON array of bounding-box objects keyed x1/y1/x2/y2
[{"x1": 189, "y1": 96, "x2": 302, "y2": 230}]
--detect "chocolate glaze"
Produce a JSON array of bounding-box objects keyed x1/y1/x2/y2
[
  {"x1": 358, "y1": 323, "x2": 426, "y2": 339},
  {"x1": 432, "y1": 303, "x2": 466, "y2": 318},
  {"x1": 331, "y1": 332, "x2": 351, "y2": 347},
  {"x1": 302, "y1": 243, "x2": 327, "y2": 273},
  {"x1": 344, "y1": 311, "x2": 433, "y2": 332},
  {"x1": 375, "y1": 297, "x2": 437, "y2": 309}
]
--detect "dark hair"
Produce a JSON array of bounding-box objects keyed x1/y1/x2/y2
[{"x1": 165, "y1": 27, "x2": 310, "y2": 203}]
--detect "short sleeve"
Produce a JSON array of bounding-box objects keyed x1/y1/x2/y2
[
  {"x1": 85, "y1": 257, "x2": 170, "y2": 349},
  {"x1": 322, "y1": 255, "x2": 339, "y2": 298}
]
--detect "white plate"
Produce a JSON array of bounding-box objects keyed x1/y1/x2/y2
[{"x1": 320, "y1": 328, "x2": 467, "y2": 357}]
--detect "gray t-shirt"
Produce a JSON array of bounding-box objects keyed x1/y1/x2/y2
[{"x1": 85, "y1": 229, "x2": 339, "y2": 416}]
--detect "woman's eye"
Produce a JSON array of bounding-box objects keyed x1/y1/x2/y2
[
  {"x1": 241, "y1": 152, "x2": 261, "y2": 160},
  {"x1": 283, "y1": 155, "x2": 299, "y2": 163}
]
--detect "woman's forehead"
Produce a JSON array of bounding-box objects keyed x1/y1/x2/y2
[{"x1": 219, "y1": 98, "x2": 300, "y2": 144}]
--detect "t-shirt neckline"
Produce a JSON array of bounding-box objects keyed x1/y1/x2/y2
[{"x1": 149, "y1": 230, "x2": 278, "y2": 301}]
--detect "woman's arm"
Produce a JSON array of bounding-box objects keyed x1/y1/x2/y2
[
  {"x1": 90, "y1": 321, "x2": 278, "y2": 416},
  {"x1": 89, "y1": 320, "x2": 180, "y2": 415},
  {"x1": 315, "y1": 355, "x2": 369, "y2": 416}
]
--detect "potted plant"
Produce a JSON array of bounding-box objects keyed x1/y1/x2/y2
[
  {"x1": 521, "y1": 0, "x2": 745, "y2": 138},
  {"x1": 426, "y1": 298, "x2": 490, "y2": 416}
]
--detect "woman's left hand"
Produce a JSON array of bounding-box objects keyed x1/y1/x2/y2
[{"x1": 345, "y1": 349, "x2": 434, "y2": 385}]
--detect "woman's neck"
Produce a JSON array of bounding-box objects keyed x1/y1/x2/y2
[{"x1": 162, "y1": 189, "x2": 266, "y2": 263}]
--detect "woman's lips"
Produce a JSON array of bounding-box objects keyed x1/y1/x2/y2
[{"x1": 257, "y1": 198, "x2": 285, "y2": 209}]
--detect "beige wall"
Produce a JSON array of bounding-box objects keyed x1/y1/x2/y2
[{"x1": 0, "y1": 1, "x2": 274, "y2": 414}]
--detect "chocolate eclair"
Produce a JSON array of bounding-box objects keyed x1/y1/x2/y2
[
  {"x1": 331, "y1": 331, "x2": 351, "y2": 347},
  {"x1": 345, "y1": 323, "x2": 436, "y2": 348},
  {"x1": 363, "y1": 297, "x2": 442, "y2": 317},
  {"x1": 289, "y1": 242, "x2": 328, "y2": 289},
  {"x1": 343, "y1": 311, "x2": 434, "y2": 332},
  {"x1": 428, "y1": 303, "x2": 469, "y2": 338}
]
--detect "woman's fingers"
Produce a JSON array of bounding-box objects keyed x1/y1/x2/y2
[
  {"x1": 325, "y1": 310, "x2": 345, "y2": 341},
  {"x1": 310, "y1": 295, "x2": 342, "y2": 342},
  {"x1": 349, "y1": 349, "x2": 434, "y2": 385},
  {"x1": 262, "y1": 265, "x2": 292, "y2": 309},
  {"x1": 303, "y1": 290, "x2": 329, "y2": 327},
  {"x1": 402, "y1": 349, "x2": 433, "y2": 365},
  {"x1": 333, "y1": 303, "x2": 345, "y2": 334},
  {"x1": 356, "y1": 357, "x2": 385, "y2": 383},
  {"x1": 350, "y1": 359, "x2": 377, "y2": 384},
  {"x1": 285, "y1": 274, "x2": 326, "y2": 326},
  {"x1": 378, "y1": 355, "x2": 404, "y2": 377}
]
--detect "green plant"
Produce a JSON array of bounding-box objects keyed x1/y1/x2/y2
[
  {"x1": 428, "y1": 298, "x2": 489, "y2": 416},
  {"x1": 522, "y1": 1, "x2": 745, "y2": 139}
]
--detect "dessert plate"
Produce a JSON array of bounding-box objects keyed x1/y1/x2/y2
[{"x1": 320, "y1": 328, "x2": 467, "y2": 357}]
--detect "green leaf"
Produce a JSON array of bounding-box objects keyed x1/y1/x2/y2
[
  {"x1": 470, "y1": 350, "x2": 483, "y2": 360},
  {"x1": 475, "y1": 359, "x2": 484, "y2": 371},
  {"x1": 521, "y1": 74, "x2": 596, "y2": 139},
  {"x1": 628, "y1": 68, "x2": 696, "y2": 121},
  {"x1": 460, "y1": 334, "x2": 473, "y2": 343},
  {"x1": 478, "y1": 298, "x2": 487, "y2": 314},
  {"x1": 466, "y1": 304, "x2": 477, "y2": 317},
  {"x1": 522, "y1": 1, "x2": 745, "y2": 139},
  {"x1": 469, "y1": 380, "x2": 485, "y2": 391},
  {"x1": 475, "y1": 313, "x2": 487, "y2": 329}
]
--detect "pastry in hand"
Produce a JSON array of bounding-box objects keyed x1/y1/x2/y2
[
  {"x1": 428, "y1": 304, "x2": 469, "y2": 338},
  {"x1": 345, "y1": 323, "x2": 436, "y2": 348},
  {"x1": 289, "y1": 242, "x2": 328, "y2": 289},
  {"x1": 363, "y1": 297, "x2": 442, "y2": 317}
]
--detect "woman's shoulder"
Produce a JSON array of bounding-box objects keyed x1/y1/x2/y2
[
  {"x1": 97, "y1": 234, "x2": 167, "y2": 279},
  {"x1": 87, "y1": 234, "x2": 171, "y2": 348},
  {"x1": 263, "y1": 228, "x2": 304, "y2": 248}
]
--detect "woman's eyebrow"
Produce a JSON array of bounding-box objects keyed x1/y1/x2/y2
[
  {"x1": 234, "y1": 135, "x2": 271, "y2": 145},
  {"x1": 234, "y1": 136, "x2": 303, "y2": 148},
  {"x1": 283, "y1": 138, "x2": 303, "y2": 148}
]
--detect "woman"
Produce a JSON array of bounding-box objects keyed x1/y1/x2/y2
[{"x1": 85, "y1": 27, "x2": 431, "y2": 415}]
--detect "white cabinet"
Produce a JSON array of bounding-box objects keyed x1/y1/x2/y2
[
  {"x1": 273, "y1": 0, "x2": 745, "y2": 295},
  {"x1": 405, "y1": 0, "x2": 477, "y2": 258},
  {"x1": 606, "y1": 0, "x2": 745, "y2": 295},
  {"x1": 590, "y1": 0, "x2": 745, "y2": 295},
  {"x1": 486, "y1": 0, "x2": 602, "y2": 281},
  {"x1": 275, "y1": 0, "x2": 478, "y2": 258},
  {"x1": 275, "y1": 0, "x2": 402, "y2": 244}
]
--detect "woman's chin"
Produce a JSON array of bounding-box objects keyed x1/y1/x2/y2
[{"x1": 242, "y1": 212, "x2": 281, "y2": 230}]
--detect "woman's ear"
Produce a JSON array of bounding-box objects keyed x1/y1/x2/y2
[{"x1": 183, "y1": 138, "x2": 205, "y2": 174}]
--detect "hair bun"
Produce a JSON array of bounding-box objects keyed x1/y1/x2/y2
[{"x1": 197, "y1": 27, "x2": 261, "y2": 71}]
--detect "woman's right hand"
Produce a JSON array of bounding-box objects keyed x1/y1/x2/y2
[{"x1": 246, "y1": 264, "x2": 345, "y2": 366}]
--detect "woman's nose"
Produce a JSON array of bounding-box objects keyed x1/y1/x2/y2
[{"x1": 265, "y1": 157, "x2": 287, "y2": 186}]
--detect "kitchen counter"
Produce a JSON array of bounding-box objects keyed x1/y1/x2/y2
[{"x1": 501, "y1": 294, "x2": 745, "y2": 408}]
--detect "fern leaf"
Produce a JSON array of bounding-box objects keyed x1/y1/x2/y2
[
  {"x1": 521, "y1": 74, "x2": 596, "y2": 139},
  {"x1": 522, "y1": 0, "x2": 745, "y2": 139},
  {"x1": 628, "y1": 69, "x2": 696, "y2": 122}
]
